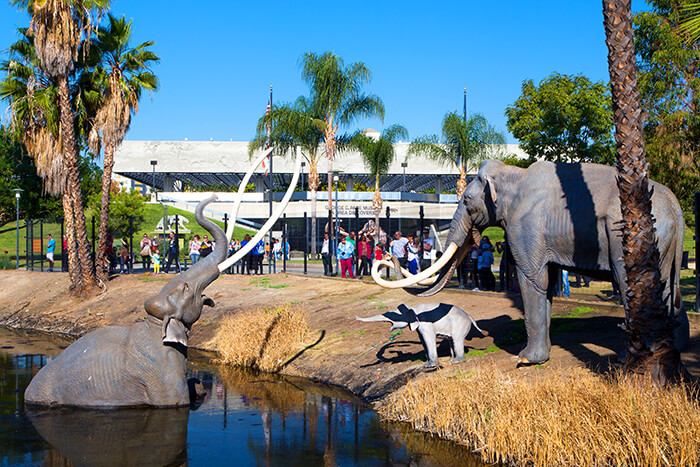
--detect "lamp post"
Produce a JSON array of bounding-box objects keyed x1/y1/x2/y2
[
  {"x1": 150, "y1": 160, "x2": 157, "y2": 201},
  {"x1": 333, "y1": 174, "x2": 339, "y2": 274},
  {"x1": 12, "y1": 189, "x2": 23, "y2": 269},
  {"x1": 400, "y1": 162, "x2": 408, "y2": 232},
  {"x1": 401, "y1": 161, "x2": 408, "y2": 193}
]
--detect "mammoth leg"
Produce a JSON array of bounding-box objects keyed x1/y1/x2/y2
[
  {"x1": 451, "y1": 329, "x2": 467, "y2": 364},
  {"x1": 419, "y1": 330, "x2": 439, "y2": 368},
  {"x1": 517, "y1": 266, "x2": 552, "y2": 365}
]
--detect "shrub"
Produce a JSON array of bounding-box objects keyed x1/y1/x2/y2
[
  {"x1": 377, "y1": 365, "x2": 700, "y2": 466},
  {"x1": 211, "y1": 304, "x2": 308, "y2": 372}
]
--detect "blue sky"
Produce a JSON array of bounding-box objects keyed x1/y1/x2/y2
[{"x1": 0, "y1": 1, "x2": 651, "y2": 145}]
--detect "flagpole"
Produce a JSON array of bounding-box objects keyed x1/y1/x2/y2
[{"x1": 268, "y1": 85, "x2": 273, "y2": 274}]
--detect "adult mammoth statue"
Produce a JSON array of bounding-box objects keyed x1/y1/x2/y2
[
  {"x1": 25, "y1": 148, "x2": 302, "y2": 406},
  {"x1": 373, "y1": 159, "x2": 689, "y2": 365}
]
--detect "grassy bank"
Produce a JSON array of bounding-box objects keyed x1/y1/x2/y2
[
  {"x1": 0, "y1": 204, "x2": 256, "y2": 268},
  {"x1": 377, "y1": 366, "x2": 700, "y2": 466}
]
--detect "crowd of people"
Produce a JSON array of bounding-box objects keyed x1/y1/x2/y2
[{"x1": 320, "y1": 228, "x2": 436, "y2": 280}]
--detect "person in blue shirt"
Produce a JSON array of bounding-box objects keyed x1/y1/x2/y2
[
  {"x1": 477, "y1": 236, "x2": 495, "y2": 291},
  {"x1": 163, "y1": 232, "x2": 181, "y2": 274},
  {"x1": 337, "y1": 236, "x2": 355, "y2": 279},
  {"x1": 46, "y1": 234, "x2": 56, "y2": 272}
]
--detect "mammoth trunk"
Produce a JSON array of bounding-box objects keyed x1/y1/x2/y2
[{"x1": 418, "y1": 205, "x2": 473, "y2": 297}]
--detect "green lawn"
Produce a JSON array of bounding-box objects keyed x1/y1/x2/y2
[{"x1": 0, "y1": 203, "x2": 255, "y2": 268}]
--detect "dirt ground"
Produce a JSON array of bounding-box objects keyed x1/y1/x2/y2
[{"x1": 2, "y1": 270, "x2": 700, "y2": 400}]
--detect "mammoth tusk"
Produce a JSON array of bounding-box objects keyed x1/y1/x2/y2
[
  {"x1": 371, "y1": 243, "x2": 459, "y2": 289},
  {"x1": 225, "y1": 146, "x2": 274, "y2": 240},
  {"x1": 217, "y1": 148, "x2": 301, "y2": 272},
  {"x1": 373, "y1": 255, "x2": 437, "y2": 286}
]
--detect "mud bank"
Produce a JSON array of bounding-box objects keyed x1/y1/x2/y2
[{"x1": 3, "y1": 270, "x2": 677, "y2": 400}]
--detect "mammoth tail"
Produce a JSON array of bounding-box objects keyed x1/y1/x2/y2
[{"x1": 470, "y1": 316, "x2": 489, "y2": 336}]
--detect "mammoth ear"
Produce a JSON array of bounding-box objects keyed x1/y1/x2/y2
[
  {"x1": 485, "y1": 175, "x2": 497, "y2": 204},
  {"x1": 203, "y1": 296, "x2": 215, "y2": 307},
  {"x1": 408, "y1": 308, "x2": 420, "y2": 331},
  {"x1": 163, "y1": 318, "x2": 188, "y2": 347}
]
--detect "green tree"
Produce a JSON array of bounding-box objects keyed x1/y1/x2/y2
[
  {"x1": 0, "y1": 126, "x2": 63, "y2": 226},
  {"x1": 505, "y1": 73, "x2": 615, "y2": 164},
  {"x1": 408, "y1": 112, "x2": 505, "y2": 197},
  {"x1": 86, "y1": 14, "x2": 159, "y2": 281},
  {"x1": 635, "y1": 1, "x2": 700, "y2": 226},
  {"x1": 603, "y1": 0, "x2": 682, "y2": 380},
  {"x1": 88, "y1": 188, "x2": 145, "y2": 239},
  {"x1": 351, "y1": 124, "x2": 408, "y2": 241},
  {"x1": 300, "y1": 52, "x2": 385, "y2": 211},
  {"x1": 250, "y1": 97, "x2": 324, "y2": 254},
  {"x1": 11, "y1": 0, "x2": 110, "y2": 294}
]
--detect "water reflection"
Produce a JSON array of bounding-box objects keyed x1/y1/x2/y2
[
  {"x1": 1, "y1": 328, "x2": 480, "y2": 466},
  {"x1": 27, "y1": 407, "x2": 189, "y2": 466}
]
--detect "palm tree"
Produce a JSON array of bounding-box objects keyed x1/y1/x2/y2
[
  {"x1": 12, "y1": 0, "x2": 110, "y2": 293},
  {"x1": 1, "y1": 28, "x2": 86, "y2": 286},
  {"x1": 87, "y1": 14, "x2": 159, "y2": 281},
  {"x1": 250, "y1": 97, "x2": 324, "y2": 256},
  {"x1": 408, "y1": 112, "x2": 505, "y2": 198},
  {"x1": 300, "y1": 52, "x2": 385, "y2": 211},
  {"x1": 351, "y1": 125, "x2": 408, "y2": 243},
  {"x1": 603, "y1": 0, "x2": 682, "y2": 381}
]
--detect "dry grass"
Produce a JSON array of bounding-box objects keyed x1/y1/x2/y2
[
  {"x1": 377, "y1": 365, "x2": 700, "y2": 466},
  {"x1": 211, "y1": 304, "x2": 308, "y2": 372}
]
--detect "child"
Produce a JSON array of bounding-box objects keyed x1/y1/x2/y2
[{"x1": 152, "y1": 249, "x2": 161, "y2": 275}]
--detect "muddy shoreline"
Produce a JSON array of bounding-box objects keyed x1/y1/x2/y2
[{"x1": 1, "y1": 269, "x2": 663, "y2": 402}]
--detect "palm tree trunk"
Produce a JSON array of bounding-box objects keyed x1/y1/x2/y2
[
  {"x1": 62, "y1": 191, "x2": 82, "y2": 291},
  {"x1": 603, "y1": 0, "x2": 681, "y2": 381},
  {"x1": 97, "y1": 141, "x2": 115, "y2": 282},
  {"x1": 373, "y1": 174, "x2": 382, "y2": 245},
  {"x1": 57, "y1": 75, "x2": 95, "y2": 291},
  {"x1": 456, "y1": 166, "x2": 467, "y2": 198},
  {"x1": 309, "y1": 159, "x2": 320, "y2": 258}
]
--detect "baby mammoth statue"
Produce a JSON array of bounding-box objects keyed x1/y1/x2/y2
[
  {"x1": 356, "y1": 303, "x2": 488, "y2": 368},
  {"x1": 24, "y1": 196, "x2": 226, "y2": 407}
]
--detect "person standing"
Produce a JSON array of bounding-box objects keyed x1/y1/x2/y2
[
  {"x1": 140, "y1": 234, "x2": 152, "y2": 273},
  {"x1": 61, "y1": 235, "x2": 68, "y2": 272},
  {"x1": 46, "y1": 234, "x2": 55, "y2": 272},
  {"x1": 477, "y1": 237, "x2": 495, "y2": 291},
  {"x1": 320, "y1": 233, "x2": 331, "y2": 276},
  {"x1": 200, "y1": 235, "x2": 212, "y2": 258},
  {"x1": 240, "y1": 234, "x2": 251, "y2": 274},
  {"x1": 189, "y1": 234, "x2": 201, "y2": 266},
  {"x1": 390, "y1": 231, "x2": 409, "y2": 270},
  {"x1": 357, "y1": 235, "x2": 371, "y2": 277},
  {"x1": 406, "y1": 235, "x2": 419, "y2": 275},
  {"x1": 163, "y1": 232, "x2": 181, "y2": 274},
  {"x1": 337, "y1": 236, "x2": 355, "y2": 279},
  {"x1": 152, "y1": 249, "x2": 161, "y2": 275},
  {"x1": 420, "y1": 228, "x2": 433, "y2": 272},
  {"x1": 119, "y1": 239, "x2": 130, "y2": 274}
]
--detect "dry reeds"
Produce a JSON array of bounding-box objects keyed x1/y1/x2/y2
[
  {"x1": 377, "y1": 365, "x2": 700, "y2": 466},
  {"x1": 211, "y1": 304, "x2": 308, "y2": 373},
  {"x1": 216, "y1": 365, "x2": 306, "y2": 413}
]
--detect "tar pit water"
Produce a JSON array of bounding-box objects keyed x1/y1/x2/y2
[{"x1": 0, "y1": 327, "x2": 483, "y2": 466}]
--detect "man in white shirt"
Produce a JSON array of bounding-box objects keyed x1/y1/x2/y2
[
  {"x1": 320, "y1": 233, "x2": 331, "y2": 276},
  {"x1": 390, "y1": 231, "x2": 409, "y2": 270}
]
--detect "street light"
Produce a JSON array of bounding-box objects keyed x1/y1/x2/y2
[
  {"x1": 12, "y1": 189, "x2": 23, "y2": 269},
  {"x1": 400, "y1": 162, "x2": 408, "y2": 232},
  {"x1": 333, "y1": 174, "x2": 339, "y2": 274},
  {"x1": 150, "y1": 160, "x2": 157, "y2": 201}
]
